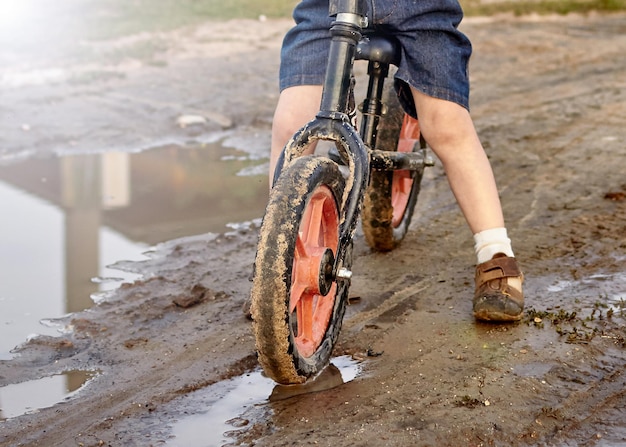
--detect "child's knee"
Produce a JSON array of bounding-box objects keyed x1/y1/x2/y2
[
  {"x1": 411, "y1": 90, "x2": 476, "y2": 149},
  {"x1": 272, "y1": 86, "x2": 322, "y2": 146}
]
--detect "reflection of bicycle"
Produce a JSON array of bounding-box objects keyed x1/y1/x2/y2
[{"x1": 250, "y1": 0, "x2": 434, "y2": 384}]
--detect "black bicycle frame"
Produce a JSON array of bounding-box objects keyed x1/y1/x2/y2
[{"x1": 272, "y1": 0, "x2": 429, "y2": 279}]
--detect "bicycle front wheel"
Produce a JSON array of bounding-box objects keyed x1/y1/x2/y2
[
  {"x1": 362, "y1": 88, "x2": 426, "y2": 251},
  {"x1": 250, "y1": 156, "x2": 350, "y2": 384}
]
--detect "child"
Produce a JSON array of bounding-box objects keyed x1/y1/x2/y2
[{"x1": 269, "y1": 0, "x2": 524, "y2": 322}]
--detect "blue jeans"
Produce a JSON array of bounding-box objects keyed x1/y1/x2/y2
[{"x1": 279, "y1": 0, "x2": 473, "y2": 115}]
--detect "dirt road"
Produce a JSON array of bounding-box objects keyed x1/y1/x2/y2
[{"x1": 1, "y1": 11, "x2": 626, "y2": 447}]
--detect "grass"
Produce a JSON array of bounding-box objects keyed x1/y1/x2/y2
[
  {"x1": 78, "y1": 0, "x2": 626, "y2": 40},
  {"x1": 461, "y1": 0, "x2": 626, "y2": 16},
  {"x1": 524, "y1": 300, "x2": 626, "y2": 346},
  {"x1": 81, "y1": 0, "x2": 299, "y2": 39},
  {"x1": 15, "y1": 0, "x2": 621, "y2": 44}
]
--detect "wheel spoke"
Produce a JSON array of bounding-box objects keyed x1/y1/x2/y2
[
  {"x1": 295, "y1": 293, "x2": 316, "y2": 343},
  {"x1": 400, "y1": 114, "x2": 420, "y2": 141},
  {"x1": 290, "y1": 241, "x2": 308, "y2": 313},
  {"x1": 396, "y1": 174, "x2": 412, "y2": 195},
  {"x1": 302, "y1": 196, "x2": 324, "y2": 246},
  {"x1": 397, "y1": 138, "x2": 416, "y2": 153},
  {"x1": 289, "y1": 281, "x2": 308, "y2": 314},
  {"x1": 392, "y1": 171, "x2": 412, "y2": 224},
  {"x1": 389, "y1": 115, "x2": 420, "y2": 228}
]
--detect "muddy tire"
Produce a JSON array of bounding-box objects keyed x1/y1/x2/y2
[
  {"x1": 250, "y1": 156, "x2": 350, "y2": 384},
  {"x1": 362, "y1": 88, "x2": 426, "y2": 251}
]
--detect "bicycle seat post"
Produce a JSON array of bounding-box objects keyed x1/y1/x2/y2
[{"x1": 318, "y1": 0, "x2": 367, "y2": 119}]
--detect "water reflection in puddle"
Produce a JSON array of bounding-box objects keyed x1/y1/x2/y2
[
  {"x1": 166, "y1": 356, "x2": 362, "y2": 447},
  {"x1": 0, "y1": 370, "x2": 98, "y2": 420},
  {"x1": 0, "y1": 142, "x2": 268, "y2": 359}
]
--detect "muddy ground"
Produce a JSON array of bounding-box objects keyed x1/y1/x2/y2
[{"x1": 1, "y1": 10, "x2": 626, "y2": 447}]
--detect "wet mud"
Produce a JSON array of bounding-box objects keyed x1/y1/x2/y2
[{"x1": 1, "y1": 11, "x2": 626, "y2": 447}]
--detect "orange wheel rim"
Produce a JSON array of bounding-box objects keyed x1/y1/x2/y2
[
  {"x1": 290, "y1": 185, "x2": 339, "y2": 358},
  {"x1": 391, "y1": 114, "x2": 420, "y2": 227}
]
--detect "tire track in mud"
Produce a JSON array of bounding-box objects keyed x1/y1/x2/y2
[
  {"x1": 523, "y1": 362, "x2": 626, "y2": 444},
  {"x1": 342, "y1": 280, "x2": 431, "y2": 332}
]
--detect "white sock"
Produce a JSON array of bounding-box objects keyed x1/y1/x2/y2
[{"x1": 473, "y1": 227, "x2": 514, "y2": 264}]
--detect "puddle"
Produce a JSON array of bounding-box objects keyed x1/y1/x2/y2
[
  {"x1": 0, "y1": 370, "x2": 98, "y2": 420},
  {"x1": 513, "y1": 361, "x2": 554, "y2": 378},
  {"x1": 0, "y1": 142, "x2": 268, "y2": 359},
  {"x1": 546, "y1": 272, "x2": 626, "y2": 311},
  {"x1": 165, "y1": 356, "x2": 362, "y2": 447}
]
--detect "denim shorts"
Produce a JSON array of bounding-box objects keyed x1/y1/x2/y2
[{"x1": 279, "y1": 0, "x2": 473, "y2": 114}]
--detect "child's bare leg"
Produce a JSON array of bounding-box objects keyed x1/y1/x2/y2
[
  {"x1": 269, "y1": 85, "x2": 323, "y2": 184},
  {"x1": 411, "y1": 90, "x2": 503, "y2": 233},
  {"x1": 411, "y1": 89, "x2": 524, "y2": 321}
]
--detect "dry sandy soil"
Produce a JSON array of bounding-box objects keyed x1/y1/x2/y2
[{"x1": 1, "y1": 11, "x2": 626, "y2": 447}]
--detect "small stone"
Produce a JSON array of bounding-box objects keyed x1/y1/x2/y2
[{"x1": 176, "y1": 114, "x2": 207, "y2": 128}]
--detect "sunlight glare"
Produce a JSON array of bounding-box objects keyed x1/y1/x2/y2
[{"x1": 0, "y1": 1, "x2": 37, "y2": 31}]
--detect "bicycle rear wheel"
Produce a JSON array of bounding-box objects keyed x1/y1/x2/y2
[
  {"x1": 362, "y1": 88, "x2": 426, "y2": 251},
  {"x1": 251, "y1": 155, "x2": 350, "y2": 384}
]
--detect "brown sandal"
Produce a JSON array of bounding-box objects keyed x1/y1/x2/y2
[{"x1": 474, "y1": 255, "x2": 524, "y2": 322}]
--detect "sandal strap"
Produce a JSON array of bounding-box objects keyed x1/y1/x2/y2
[{"x1": 475, "y1": 256, "x2": 523, "y2": 288}]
